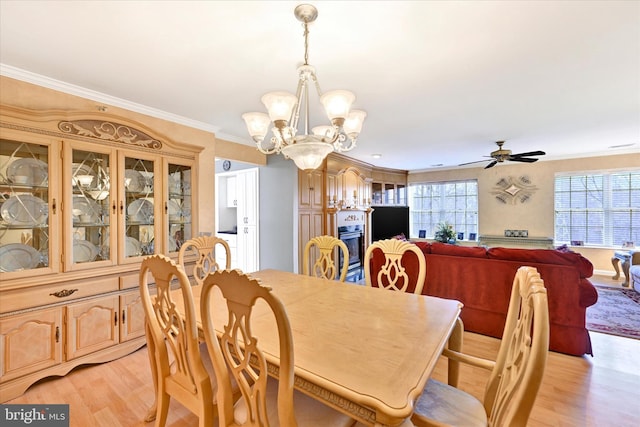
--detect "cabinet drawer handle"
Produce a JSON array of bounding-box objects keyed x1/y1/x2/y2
[
  {"x1": 49, "y1": 288, "x2": 78, "y2": 298},
  {"x1": 55, "y1": 326, "x2": 60, "y2": 343}
]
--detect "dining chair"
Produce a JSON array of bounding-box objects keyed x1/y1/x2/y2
[
  {"x1": 200, "y1": 269, "x2": 357, "y2": 427},
  {"x1": 178, "y1": 235, "x2": 232, "y2": 286},
  {"x1": 363, "y1": 238, "x2": 426, "y2": 294},
  {"x1": 139, "y1": 254, "x2": 217, "y2": 427},
  {"x1": 410, "y1": 266, "x2": 550, "y2": 427},
  {"x1": 303, "y1": 235, "x2": 350, "y2": 281}
]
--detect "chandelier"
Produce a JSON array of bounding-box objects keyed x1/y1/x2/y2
[{"x1": 242, "y1": 4, "x2": 367, "y2": 171}]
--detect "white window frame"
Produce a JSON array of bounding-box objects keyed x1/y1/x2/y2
[
  {"x1": 554, "y1": 169, "x2": 640, "y2": 247},
  {"x1": 408, "y1": 180, "x2": 478, "y2": 239}
]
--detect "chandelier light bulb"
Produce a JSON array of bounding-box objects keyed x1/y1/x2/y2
[
  {"x1": 242, "y1": 112, "x2": 271, "y2": 142},
  {"x1": 320, "y1": 90, "x2": 355, "y2": 121},
  {"x1": 343, "y1": 109, "x2": 367, "y2": 137},
  {"x1": 261, "y1": 92, "x2": 297, "y2": 123}
]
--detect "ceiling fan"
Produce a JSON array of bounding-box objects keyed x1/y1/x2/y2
[{"x1": 459, "y1": 141, "x2": 546, "y2": 169}]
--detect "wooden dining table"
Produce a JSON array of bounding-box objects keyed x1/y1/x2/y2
[{"x1": 146, "y1": 269, "x2": 462, "y2": 427}]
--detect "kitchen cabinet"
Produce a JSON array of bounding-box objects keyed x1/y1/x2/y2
[
  {"x1": 235, "y1": 169, "x2": 259, "y2": 273},
  {"x1": 226, "y1": 175, "x2": 237, "y2": 207},
  {"x1": 215, "y1": 168, "x2": 259, "y2": 273},
  {"x1": 371, "y1": 182, "x2": 406, "y2": 205},
  {"x1": 0, "y1": 105, "x2": 202, "y2": 402},
  {"x1": 299, "y1": 169, "x2": 324, "y2": 210},
  {"x1": 215, "y1": 233, "x2": 237, "y2": 270}
]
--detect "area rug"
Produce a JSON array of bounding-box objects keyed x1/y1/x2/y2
[{"x1": 586, "y1": 286, "x2": 640, "y2": 339}]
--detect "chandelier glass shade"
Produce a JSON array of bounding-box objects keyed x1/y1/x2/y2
[{"x1": 242, "y1": 4, "x2": 366, "y2": 171}]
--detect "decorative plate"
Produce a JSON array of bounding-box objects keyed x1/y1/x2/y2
[
  {"x1": 125, "y1": 169, "x2": 146, "y2": 193},
  {"x1": 1, "y1": 195, "x2": 48, "y2": 226},
  {"x1": 72, "y1": 195, "x2": 101, "y2": 222},
  {"x1": 0, "y1": 243, "x2": 41, "y2": 272},
  {"x1": 7, "y1": 158, "x2": 48, "y2": 186},
  {"x1": 127, "y1": 198, "x2": 154, "y2": 223},
  {"x1": 73, "y1": 239, "x2": 99, "y2": 263},
  {"x1": 125, "y1": 236, "x2": 142, "y2": 257}
]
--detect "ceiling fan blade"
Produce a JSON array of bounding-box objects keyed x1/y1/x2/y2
[
  {"x1": 510, "y1": 150, "x2": 546, "y2": 157},
  {"x1": 484, "y1": 160, "x2": 498, "y2": 169},
  {"x1": 509, "y1": 157, "x2": 539, "y2": 163},
  {"x1": 458, "y1": 159, "x2": 490, "y2": 166}
]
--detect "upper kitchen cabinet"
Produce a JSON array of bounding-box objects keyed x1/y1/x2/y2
[{"x1": 371, "y1": 168, "x2": 408, "y2": 206}]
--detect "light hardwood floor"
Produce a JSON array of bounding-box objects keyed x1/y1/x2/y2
[{"x1": 6, "y1": 275, "x2": 640, "y2": 427}]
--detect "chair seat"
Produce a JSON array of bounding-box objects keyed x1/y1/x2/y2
[
  {"x1": 233, "y1": 379, "x2": 356, "y2": 427},
  {"x1": 411, "y1": 379, "x2": 488, "y2": 427}
]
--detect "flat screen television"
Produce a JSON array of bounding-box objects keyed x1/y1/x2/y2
[{"x1": 371, "y1": 206, "x2": 410, "y2": 241}]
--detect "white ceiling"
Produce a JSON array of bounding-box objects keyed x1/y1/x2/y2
[{"x1": 1, "y1": 0, "x2": 638, "y2": 171}]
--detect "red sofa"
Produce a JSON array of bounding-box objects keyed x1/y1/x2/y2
[{"x1": 368, "y1": 241, "x2": 598, "y2": 356}]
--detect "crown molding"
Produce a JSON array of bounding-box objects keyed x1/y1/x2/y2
[{"x1": 0, "y1": 63, "x2": 220, "y2": 134}]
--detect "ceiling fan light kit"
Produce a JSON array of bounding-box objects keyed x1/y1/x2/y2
[
  {"x1": 459, "y1": 141, "x2": 546, "y2": 169},
  {"x1": 242, "y1": 4, "x2": 367, "y2": 171}
]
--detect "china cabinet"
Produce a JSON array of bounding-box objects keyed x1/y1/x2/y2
[{"x1": 0, "y1": 105, "x2": 202, "y2": 401}]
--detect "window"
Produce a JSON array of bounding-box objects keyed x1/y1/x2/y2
[
  {"x1": 408, "y1": 180, "x2": 478, "y2": 238},
  {"x1": 554, "y1": 170, "x2": 640, "y2": 246}
]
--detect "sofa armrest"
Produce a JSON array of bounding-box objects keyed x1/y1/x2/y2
[
  {"x1": 631, "y1": 250, "x2": 640, "y2": 265},
  {"x1": 579, "y1": 278, "x2": 598, "y2": 307}
]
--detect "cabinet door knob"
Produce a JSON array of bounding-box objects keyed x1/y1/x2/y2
[{"x1": 52, "y1": 198, "x2": 57, "y2": 214}]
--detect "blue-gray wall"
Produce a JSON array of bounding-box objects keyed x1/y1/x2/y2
[{"x1": 257, "y1": 155, "x2": 297, "y2": 272}]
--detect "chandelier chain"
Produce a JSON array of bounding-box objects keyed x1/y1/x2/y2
[{"x1": 303, "y1": 22, "x2": 310, "y2": 66}]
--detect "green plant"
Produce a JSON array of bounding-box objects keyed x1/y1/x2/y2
[{"x1": 434, "y1": 221, "x2": 456, "y2": 243}]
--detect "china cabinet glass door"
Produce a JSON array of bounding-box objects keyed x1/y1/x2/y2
[
  {"x1": 0, "y1": 135, "x2": 59, "y2": 278},
  {"x1": 119, "y1": 151, "x2": 161, "y2": 263},
  {"x1": 166, "y1": 160, "x2": 194, "y2": 254},
  {"x1": 64, "y1": 142, "x2": 116, "y2": 270}
]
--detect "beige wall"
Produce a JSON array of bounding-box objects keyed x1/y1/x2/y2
[{"x1": 409, "y1": 153, "x2": 640, "y2": 273}]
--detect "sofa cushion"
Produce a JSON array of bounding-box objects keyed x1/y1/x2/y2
[
  {"x1": 487, "y1": 247, "x2": 593, "y2": 278},
  {"x1": 430, "y1": 242, "x2": 488, "y2": 258}
]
